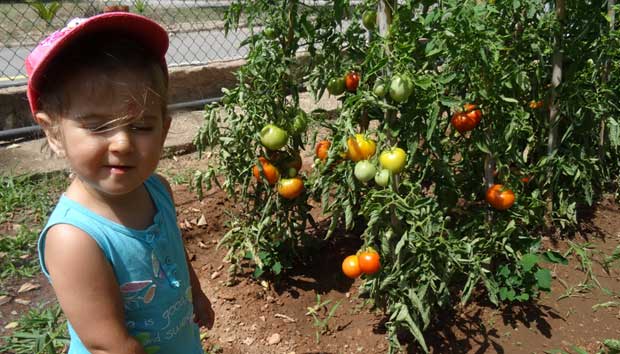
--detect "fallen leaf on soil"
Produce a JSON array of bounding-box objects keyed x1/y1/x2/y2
[
  {"x1": 218, "y1": 294, "x2": 235, "y2": 301},
  {"x1": 267, "y1": 333, "x2": 281, "y2": 345},
  {"x1": 242, "y1": 337, "x2": 255, "y2": 345},
  {"x1": 4, "y1": 322, "x2": 18, "y2": 329},
  {"x1": 0, "y1": 295, "x2": 11, "y2": 306},
  {"x1": 197, "y1": 215, "x2": 207, "y2": 226},
  {"x1": 14, "y1": 298, "x2": 31, "y2": 305},
  {"x1": 198, "y1": 241, "x2": 209, "y2": 249},
  {"x1": 18, "y1": 282, "x2": 40, "y2": 293},
  {"x1": 275, "y1": 313, "x2": 296, "y2": 323},
  {"x1": 211, "y1": 271, "x2": 220, "y2": 280}
]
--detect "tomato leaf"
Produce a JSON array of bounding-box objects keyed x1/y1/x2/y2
[
  {"x1": 541, "y1": 250, "x2": 568, "y2": 265},
  {"x1": 519, "y1": 253, "x2": 539, "y2": 272},
  {"x1": 535, "y1": 268, "x2": 552, "y2": 291},
  {"x1": 413, "y1": 75, "x2": 433, "y2": 90},
  {"x1": 475, "y1": 141, "x2": 491, "y2": 154},
  {"x1": 499, "y1": 95, "x2": 519, "y2": 103}
]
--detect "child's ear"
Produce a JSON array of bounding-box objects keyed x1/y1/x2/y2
[
  {"x1": 34, "y1": 112, "x2": 65, "y2": 157},
  {"x1": 162, "y1": 115, "x2": 172, "y2": 140}
]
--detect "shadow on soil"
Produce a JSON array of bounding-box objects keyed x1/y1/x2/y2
[{"x1": 423, "y1": 297, "x2": 564, "y2": 354}]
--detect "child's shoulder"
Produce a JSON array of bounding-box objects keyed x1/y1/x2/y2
[{"x1": 151, "y1": 173, "x2": 173, "y2": 199}]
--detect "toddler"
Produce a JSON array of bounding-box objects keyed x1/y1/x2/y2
[{"x1": 26, "y1": 12, "x2": 214, "y2": 354}]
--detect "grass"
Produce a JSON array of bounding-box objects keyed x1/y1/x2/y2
[
  {"x1": 0, "y1": 172, "x2": 68, "y2": 282},
  {"x1": 1, "y1": 304, "x2": 69, "y2": 354}
]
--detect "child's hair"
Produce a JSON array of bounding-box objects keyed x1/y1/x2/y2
[{"x1": 36, "y1": 32, "x2": 169, "y2": 141}]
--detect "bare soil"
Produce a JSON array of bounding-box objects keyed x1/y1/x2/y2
[{"x1": 1, "y1": 152, "x2": 619, "y2": 354}]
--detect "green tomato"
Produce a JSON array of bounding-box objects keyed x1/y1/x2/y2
[
  {"x1": 354, "y1": 160, "x2": 377, "y2": 183},
  {"x1": 379, "y1": 147, "x2": 407, "y2": 174},
  {"x1": 373, "y1": 82, "x2": 386, "y2": 98},
  {"x1": 292, "y1": 110, "x2": 308, "y2": 134},
  {"x1": 287, "y1": 167, "x2": 298, "y2": 178},
  {"x1": 327, "y1": 77, "x2": 346, "y2": 96},
  {"x1": 374, "y1": 169, "x2": 390, "y2": 187},
  {"x1": 389, "y1": 75, "x2": 413, "y2": 103},
  {"x1": 260, "y1": 124, "x2": 289, "y2": 150},
  {"x1": 362, "y1": 10, "x2": 376, "y2": 31},
  {"x1": 264, "y1": 27, "x2": 277, "y2": 40}
]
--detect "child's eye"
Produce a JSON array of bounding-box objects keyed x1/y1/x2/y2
[
  {"x1": 130, "y1": 125, "x2": 154, "y2": 132},
  {"x1": 84, "y1": 125, "x2": 108, "y2": 133}
]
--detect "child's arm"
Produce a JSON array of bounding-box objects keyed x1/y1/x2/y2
[
  {"x1": 185, "y1": 249, "x2": 215, "y2": 329},
  {"x1": 44, "y1": 224, "x2": 147, "y2": 354}
]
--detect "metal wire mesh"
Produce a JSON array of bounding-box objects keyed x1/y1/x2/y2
[{"x1": 0, "y1": 1, "x2": 251, "y2": 88}]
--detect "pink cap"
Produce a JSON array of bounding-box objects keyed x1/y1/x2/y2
[{"x1": 25, "y1": 12, "x2": 169, "y2": 115}]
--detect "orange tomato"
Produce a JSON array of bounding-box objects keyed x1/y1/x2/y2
[
  {"x1": 252, "y1": 157, "x2": 280, "y2": 185},
  {"x1": 346, "y1": 134, "x2": 376, "y2": 161},
  {"x1": 277, "y1": 177, "x2": 304, "y2": 199},
  {"x1": 315, "y1": 140, "x2": 331, "y2": 161},
  {"x1": 529, "y1": 100, "x2": 544, "y2": 109},
  {"x1": 342, "y1": 255, "x2": 361, "y2": 278},
  {"x1": 358, "y1": 250, "x2": 380, "y2": 275},
  {"x1": 485, "y1": 184, "x2": 515, "y2": 210}
]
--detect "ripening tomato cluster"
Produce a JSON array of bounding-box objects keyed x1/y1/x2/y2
[
  {"x1": 313, "y1": 133, "x2": 408, "y2": 188},
  {"x1": 255, "y1": 123, "x2": 306, "y2": 200},
  {"x1": 341, "y1": 249, "x2": 381, "y2": 279}
]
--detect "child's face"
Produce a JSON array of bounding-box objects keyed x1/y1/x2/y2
[{"x1": 48, "y1": 67, "x2": 170, "y2": 197}]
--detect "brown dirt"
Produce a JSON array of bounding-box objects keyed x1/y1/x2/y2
[{"x1": 1, "y1": 153, "x2": 619, "y2": 354}]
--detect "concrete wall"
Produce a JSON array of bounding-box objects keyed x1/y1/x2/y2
[{"x1": 0, "y1": 59, "x2": 243, "y2": 131}]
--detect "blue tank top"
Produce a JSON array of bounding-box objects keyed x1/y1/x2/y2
[{"x1": 38, "y1": 175, "x2": 203, "y2": 354}]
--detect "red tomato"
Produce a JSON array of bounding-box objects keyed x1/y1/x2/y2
[
  {"x1": 485, "y1": 184, "x2": 515, "y2": 210},
  {"x1": 342, "y1": 255, "x2": 361, "y2": 278},
  {"x1": 345, "y1": 71, "x2": 360, "y2": 92},
  {"x1": 451, "y1": 112, "x2": 478, "y2": 133},
  {"x1": 358, "y1": 250, "x2": 380, "y2": 275},
  {"x1": 463, "y1": 104, "x2": 482, "y2": 125}
]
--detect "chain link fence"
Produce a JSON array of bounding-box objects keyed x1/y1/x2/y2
[{"x1": 0, "y1": 1, "x2": 253, "y2": 88}]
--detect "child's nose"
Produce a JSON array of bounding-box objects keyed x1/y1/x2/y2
[{"x1": 108, "y1": 129, "x2": 134, "y2": 153}]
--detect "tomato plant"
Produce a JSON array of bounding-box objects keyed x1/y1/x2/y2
[{"x1": 195, "y1": 0, "x2": 620, "y2": 351}]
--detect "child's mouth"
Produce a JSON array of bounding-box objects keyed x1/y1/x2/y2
[{"x1": 107, "y1": 165, "x2": 132, "y2": 175}]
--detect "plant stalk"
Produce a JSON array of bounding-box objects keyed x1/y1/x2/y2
[{"x1": 545, "y1": 0, "x2": 566, "y2": 231}]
